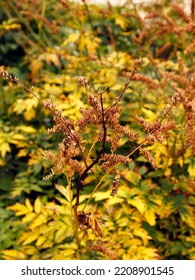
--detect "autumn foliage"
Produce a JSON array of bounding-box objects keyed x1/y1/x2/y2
[{"x1": 0, "y1": 0, "x2": 195, "y2": 260}]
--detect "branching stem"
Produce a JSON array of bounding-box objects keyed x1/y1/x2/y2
[{"x1": 74, "y1": 89, "x2": 107, "y2": 210}]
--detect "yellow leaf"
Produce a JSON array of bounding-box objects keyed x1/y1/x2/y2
[
  {"x1": 31, "y1": 60, "x2": 43, "y2": 77},
  {"x1": 60, "y1": 249, "x2": 75, "y2": 258},
  {"x1": 144, "y1": 207, "x2": 156, "y2": 226},
  {"x1": 18, "y1": 232, "x2": 30, "y2": 244},
  {"x1": 62, "y1": 32, "x2": 80, "y2": 46},
  {"x1": 178, "y1": 156, "x2": 184, "y2": 167},
  {"x1": 94, "y1": 191, "x2": 111, "y2": 201},
  {"x1": 22, "y1": 212, "x2": 36, "y2": 223},
  {"x1": 128, "y1": 196, "x2": 146, "y2": 214},
  {"x1": 122, "y1": 170, "x2": 141, "y2": 185},
  {"x1": 110, "y1": 84, "x2": 123, "y2": 91},
  {"x1": 107, "y1": 196, "x2": 123, "y2": 205},
  {"x1": 86, "y1": 37, "x2": 101, "y2": 55},
  {"x1": 24, "y1": 108, "x2": 36, "y2": 120},
  {"x1": 17, "y1": 149, "x2": 28, "y2": 157},
  {"x1": 23, "y1": 245, "x2": 39, "y2": 256},
  {"x1": 179, "y1": 206, "x2": 195, "y2": 229},
  {"x1": 26, "y1": 97, "x2": 38, "y2": 108},
  {"x1": 141, "y1": 108, "x2": 156, "y2": 121},
  {"x1": 2, "y1": 250, "x2": 26, "y2": 260},
  {"x1": 36, "y1": 236, "x2": 47, "y2": 246},
  {"x1": 0, "y1": 142, "x2": 10, "y2": 157},
  {"x1": 34, "y1": 197, "x2": 42, "y2": 214},
  {"x1": 16, "y1": 125, "x2": 36, "y2": 134},
  {"x1": 9, "y1": 133, "x2": 26, "y2": 143},
  {"x1": 25, "y1": 198, "x2": 33, "y2": 212},
  {"x1": 55, "y1": 184, "x2": 72, "y2": 201},
  {"x1": 7, "y1": 203, "x2": 30, "y2": 216},
  {"x1": 22, "y1": 233, "x2": 39, "y2": 245},
  {"x1": 133, "y1": 228, "x2": 151, "y2": 246},
  {"x1": 115, "y1": 16, "x2": 128, "y2": 30},
  {"x1": 29, "y1": 214, "x2": 47, "y2": 229},
  {"x1": 188, "y1": 164, "x2": 195, "y2": 177},
  {"x1": 164, "y1": 168, "x2": 172, "y2": 177},
  {"x1": 55, "y1": 226, "x2": 67, "y2": 242},
  {"x1": 44, "y1": 53, "x2": 61, "y2": 68}
]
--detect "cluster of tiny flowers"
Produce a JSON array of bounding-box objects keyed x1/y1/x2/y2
[
  {"x1": 44, "y1": 99, "x2": 57, "y2": 111},
  {"x1": 88, "y1": 94, "x2": 102, "y2": 114},
  {"x1": 77, "y1": 76, "x2": 91, "y2": 91},
  {"x1": 43, "y1": 169, "x2": 55, "y2": 181},
  {"x1": 41, "y1": 98, "x2": 85, "y2": 178},
  {"x1": 110, "y1": 175, "x2": 121, "y2": 196},
  {"x1": 129, "y1": 73, "x2": 159, "y2": 89},
  {"x1": 172, "y1": 92, "x2": 181, "y2": 106},
  {"x1": 101, "y1": 153, "x2": 132, "y2": 171},
  {"x1": 185, "y1": 40, "x2": 195, "y2": 54},
  {"x1": 0, "y1": 69, "x2": 22, "y2": 87},
  {"x1": 77, "y1": 107, "x2": 100, "y2": 128},
  {"x1": 76, "y1": 91, "x2": 103, "y2": 130},
  {"x1": 135, "y1": 116, "x2": 165, "y2": 142},
  {"x1": 90, "y1": 243, "x2": 117, "y2": 260},
  {"x1": 135, "y1": 117, "x2": 161, "y2": 133},
  {"x1": 165, "y1": 57, "x2": 195, "y2": 154},
  {"x1": 140, "y1": 148, "x2": 157, "y2": 170},
  {"x1": 0, "y1": 69, "x2": 11, "y2": 80},
  {"x1": 173, "y1": 3, "x2": 191, "y2": 23}
]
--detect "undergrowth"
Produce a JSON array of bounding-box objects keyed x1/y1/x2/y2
[{"x1": 0, "y1": 0, "x2": 194, "y2": 260}]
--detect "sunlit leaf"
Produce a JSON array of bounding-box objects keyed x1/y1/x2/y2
[
  {"x1": 34, "y1": 197, "x2": 42, "y2": 214},
  {"x1": 122, "y1": 170, "x2": 141, "y2": 185},
  {"x1": 22, "y1": 212, "x2": 36, "y2": 223},
  {"x1": 36, "y1": 236, "x2": 47, "y2": 247},
  {"x1": 0, "y1": 142, "x2": 10, "y2": 157},
  {"x1": 188, "y1": 164, "x2": 195, "y2": 177},
  {"x1": 127, "y1": 196, "x2": 146, "y2": 214},
  {"x1": 22, "y1": 233, "x2": 39, "y2": 245},
  {"x1": 55, "y1": 184, "x2": 72, "y2": 202},
  {"x1": 2, "y1": 250, "x2": 26, "y2": 260},
  {"x1": 62, "y1": 32, "x2": 80, "y2": 46},
  {"x1": 115, "y1": 15, "x2": 128, "y2": 30},
  {"x1": 144, "y1": 207, "x2": 156, "y2": 226},
  {"x1": 28, "y1": 214, "x2": 47, "y2": 229},
  {"x1": 25, "y1": 198, "x2": 33, "y2": 212}
]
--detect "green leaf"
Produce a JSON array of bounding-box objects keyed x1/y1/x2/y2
[{"x1": 122, "y1": 170, "x2": 141, "y2": 185}]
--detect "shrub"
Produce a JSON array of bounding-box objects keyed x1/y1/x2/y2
[{"x1": 0, "y1": 0, "x2": 194, "y2": 260}]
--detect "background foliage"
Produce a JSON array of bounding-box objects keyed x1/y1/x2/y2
[{"x1": 0, "y1": 0, "x2": 195, "y2": 260}]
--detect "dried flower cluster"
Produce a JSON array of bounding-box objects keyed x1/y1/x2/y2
[
  {"x1": 141, "y1": 3, "x2": 195, "y2": 57},
  {"x1": 110, "y1": 175, "x2": 121, "y2": 196},
  {"x1": 135, "y1": 117, "x2": 164, "y2": 143},
  {"x1": 42, "y1": 98, "x2": 85, "y2": 177},
  {"x1": 90, "y1": 242, "x2": 117, "y2": 259},
  {"x1": 139, "y1": 148, "x2": 157, "y2": 170},
  {"x1": 164, "y1": 57, "x2": 195, "y2": 154},
  {"x1": 101, "y1": 154, "x2": 132, "y2": 171},
  {"x1": 124, "y1": 72, "x2": 159, "y2": 90}
]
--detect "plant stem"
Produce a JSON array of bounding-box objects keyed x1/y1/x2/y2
[
  {"x1": 74, "y1": 90, "x2": 107, "y2": 210},
  {"x1": 82, "y1": 139, "x2": 147, "y2": 212}
]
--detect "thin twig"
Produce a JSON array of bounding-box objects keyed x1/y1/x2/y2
[
  {"x1": 112, "y1": 57, "x2": 142, "y2": 106},
  {"x1": 74, "y1": 88, "x2": 107, "y2": 209}
]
